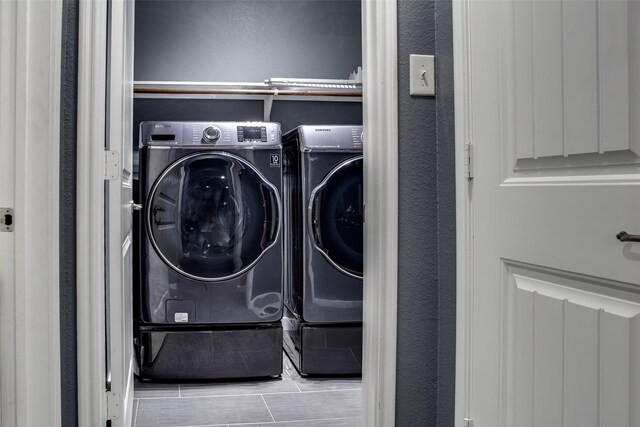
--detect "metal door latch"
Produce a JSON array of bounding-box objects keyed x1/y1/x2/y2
[
  {"x1": 1, "y1": 208, "x2": 14, "y2": 232},
  {"x1": 617, "y1": 231, "x2": 640, "y2": 242},
  {"x1": 130, "y1": 201, "x2": 143, "y2": 213}
]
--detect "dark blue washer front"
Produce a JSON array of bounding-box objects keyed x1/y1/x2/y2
[{"x1": 136, "y1": 121, "x2": 283, "y2": 381}]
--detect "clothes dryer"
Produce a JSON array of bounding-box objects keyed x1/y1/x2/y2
[
  {"x1": 136, "y1": 121, "x2": 283, "y2": 380},
  {"x1": 282, "y1": 125, "x2": 363, "y2": 375}
]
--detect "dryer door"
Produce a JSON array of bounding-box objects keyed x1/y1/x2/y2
[
  {"x1": 146, "y1": 152, "x2": 280, "y2": 281},
  {"x1": 309, "y1": 156, "x2": 364, "y2": 278}
]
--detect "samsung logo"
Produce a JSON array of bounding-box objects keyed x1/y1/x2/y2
[{"x1": 314, "y1": 129, "x2": 331, "y2": 132}]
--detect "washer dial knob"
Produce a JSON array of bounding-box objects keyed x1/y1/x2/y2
[{"x1": 202, "y1": 126, "x2": 221, "y2": 143}]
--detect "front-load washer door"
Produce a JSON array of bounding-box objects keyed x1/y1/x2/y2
[
  {"x1": 309, "y1": 156, "x2": 364, "y2": 279},
  {"x1": 147, "y1": 152, "x2": 280, "y2": 281}
]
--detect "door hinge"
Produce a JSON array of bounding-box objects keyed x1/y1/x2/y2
[
  {"x1": 104, "y1": 150, "x2": 120, "y2": 180},
  {"x1": 463, "y1": 417, "x2": 474, "y2": 427},
  {"x1": 464, "y1": 143, "x2": 474, "y2": 180},
  {"x1": 106, "y1": 391, "x2": 121, "y2": 421},
  {"x1": 0, "y1": 208, "x2": 14, "y2": 232}
]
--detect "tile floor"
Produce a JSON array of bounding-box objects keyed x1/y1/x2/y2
[{"x1": 133, "y1": 354, "x2": 362, "y2": 427}]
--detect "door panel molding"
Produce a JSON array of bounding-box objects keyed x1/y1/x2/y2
[
  {"x1": 504, "y1": 261, "x2": 640, "y2": 427},
  {"x1": 505, "y1": 0, "x2": 640, "y2": 180}
]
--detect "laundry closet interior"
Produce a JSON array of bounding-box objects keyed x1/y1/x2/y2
[{"x1": 130, "y1": 1, "x2": 364, "y2": 425}]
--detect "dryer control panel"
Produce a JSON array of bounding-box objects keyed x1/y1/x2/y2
[
  {"x1": 296, "y1": 125, "x2": 363, "y2": 152},
  {"x1": 140, "y1": 121, "x2": 281, "y2": 148}
]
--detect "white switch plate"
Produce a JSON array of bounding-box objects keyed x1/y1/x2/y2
[{"x1": 409, "y1": 54, "x2": 435, "y2": 96}]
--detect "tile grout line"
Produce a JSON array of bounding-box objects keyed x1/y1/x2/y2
[
  {"x1": 133, "y1": 398, "x2": 139, "y2": 427},
  {"x1": 260, "y1": 394, "x2": 277, "y2": 424},
  {"x1": 276, "y1": 387, "x2": 363, "y2": 394},
  {"x1": 148, "y1": 423, "x2": 249, "y2": 427},
  {"x1": 134, "y1": 392, "x2": 362, "y2": 426},
  {"x1": 227, "y1": 416, "x2": 362, "y2": 426},
  {"x1": 133, "y1": 369, "x2": 363, "y2": 426},
  {"x1": 135, "y1": 387, "x2": 362, "y2": 400},
  {"x1": 135, "y1": 394, "x2": 180, "y2": 400}
]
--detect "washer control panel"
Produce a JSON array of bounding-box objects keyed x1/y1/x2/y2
[
  {"x1": 141, "y1": 121, "x2": 281, "y2": 147},
  {"x1": 237, "y1": 125, "x2": 268, "y2": 143}
]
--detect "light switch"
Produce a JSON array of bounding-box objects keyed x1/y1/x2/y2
[{"x1": 409, "y1": 54, "x2": 435, "y2": 96}]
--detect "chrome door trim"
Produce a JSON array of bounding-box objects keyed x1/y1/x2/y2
[
  {"x1": 308, "y1": 155, "x2": 364, "y2": 280},
  {"x1": 145, "y1": 150, "x2": 282, "y2": 282}
]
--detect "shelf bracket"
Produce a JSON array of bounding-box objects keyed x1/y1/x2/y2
[{"x1": 263, "y1": 91, "x2": 276, "y2": 122}]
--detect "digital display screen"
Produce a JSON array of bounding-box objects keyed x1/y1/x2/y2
[{"x1": 242, "y1": 127, "x2": 263, "y2": 140}]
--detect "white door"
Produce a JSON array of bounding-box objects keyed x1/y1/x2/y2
[
  {"x1": 455, "y1": 0, "x2": 640, "y2": 426},
  {"x1": 105, "y1": 0, "x2": 136, "y2": 425}
]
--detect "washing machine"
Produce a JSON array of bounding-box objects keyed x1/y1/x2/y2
[
  {"x1": 282, "y1": 125, "x2": 363, "y2": 375},
  {"x1": 135, "y1": 121, "x2": 283, "y2": 380}
]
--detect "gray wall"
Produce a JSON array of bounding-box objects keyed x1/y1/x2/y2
[
  {"x1": 60, "y1": 0, "x2": 78, "y2": 425},
  {"x1": 396, "y1": 0, "x2": 456, "y2": 426},
  {"x1": 133, "y1": 0, "x2": 364, "y2": 159},
  {"x1": 396, "y1": 0, "x2": 438, "y2": 424},
  {"x1": 135, "y1": 0, "x2": 362, "y2": 82},
  {"x1": 435, "y1": 0, "x2": 457, "y2": 424}
]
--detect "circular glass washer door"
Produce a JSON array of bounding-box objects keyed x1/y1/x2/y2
[
  {"x1": 146, "y1": 152, "x2": 281, "y2": 281},
  {"x1": 309, "y1": 156, "x2": 364, "y2": 279}
]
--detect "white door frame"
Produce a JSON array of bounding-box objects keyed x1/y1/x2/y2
[
  {"x1": 76, "y1": 0, "x2": 110, "y2": 424},
  {"x1": 0, "y1": 0, "x2": 63, "y2": 426},
  {"x1": 452, "y1": 0, "x2": 473, "y2": 423},
  {"x1": 76, "y1": 0, "x2": 400, "y2": 425},
  {"x1": 361, "y1": 0, "x2": 399, "y2": 425}
]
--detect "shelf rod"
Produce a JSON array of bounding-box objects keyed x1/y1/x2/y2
[{"x1": 134, "y1": 87, "x2": 361, "y2": 97}]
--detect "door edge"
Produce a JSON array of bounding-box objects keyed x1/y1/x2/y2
[
  {"x1": 362, "y1": 0, "x2": 399, "y2": 425},
  {"x1": 453, "y1": 0, "x2": 475, "y2": 423}
]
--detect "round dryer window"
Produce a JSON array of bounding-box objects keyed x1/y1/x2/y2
[
  {"x1": 146, "y1": 152, "x2": 281, "y2": 281},
  {"x1": 309, "y1": 156, "x2": 364, "y2": 278}
]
